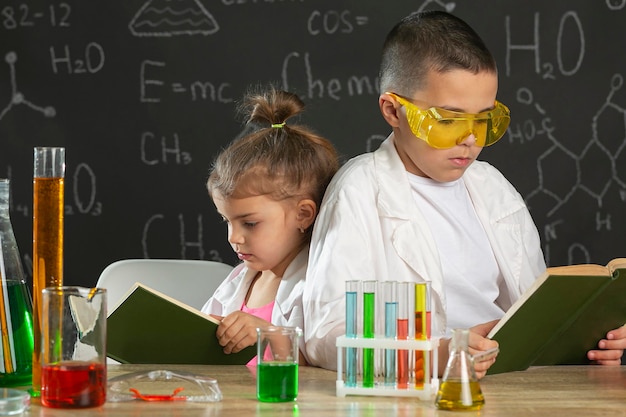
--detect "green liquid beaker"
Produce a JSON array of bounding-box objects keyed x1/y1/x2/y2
[{"x1": 0, "y1": 179, "x2": 35, "y2": 387}]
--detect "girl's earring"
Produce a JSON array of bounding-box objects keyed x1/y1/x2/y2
[{"x1": 299, "y1": 227, "x2": 305, "y2": 233}]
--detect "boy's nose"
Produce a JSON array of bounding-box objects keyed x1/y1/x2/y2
[{"x1": 457, "y1": 132, "x2": 478, "y2": 147}]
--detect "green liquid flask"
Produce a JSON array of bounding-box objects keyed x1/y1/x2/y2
[
  {"x1": 0, "y1": 179, "x2": 35, "y2": 387},
  {"x1": 435, "y1": 328, "x2": 484, "y2": 411}
]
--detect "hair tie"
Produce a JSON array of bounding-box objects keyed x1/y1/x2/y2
[{"x1": 271, "y1": 122, "x2": 286, "y2": 128}]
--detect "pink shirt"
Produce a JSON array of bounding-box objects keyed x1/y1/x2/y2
[{"x1": 242, "y1": 300, "x2": 275, "y2": 366}]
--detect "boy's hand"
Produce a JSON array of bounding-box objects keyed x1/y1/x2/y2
[
  {"x1": 215, "y1": 311, "x2": 270, "y2": 354},
  {"x1": 587, "y1": 324, "x2": 626, "y2": 365},
  {"x1": 468, "y1": 320, "x2": 499, "y2": 379},
  {"x1": 437, "y1": 320, "x2": 499, "y2": 380}
]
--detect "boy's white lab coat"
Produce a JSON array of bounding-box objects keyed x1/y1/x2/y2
[{"x1": 303, "y1": 135, "x2": 546, "y2": 370}]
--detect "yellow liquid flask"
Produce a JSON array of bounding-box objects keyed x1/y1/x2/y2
[{"x1": 435, "y1": 328, "x2": 484, "y2": 411}]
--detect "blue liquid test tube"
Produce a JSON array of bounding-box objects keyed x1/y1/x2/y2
[
  {"x1": 345, "y1": 280, "x2": 359, "y2": 387},
  {"x1": 383, "y1": 281, "x2": 397, "y2": 386},
  {"x1": 362, "y1": 280, "x2": 376, "y2": 388}
]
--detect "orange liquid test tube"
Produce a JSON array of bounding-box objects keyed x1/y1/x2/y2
[
  {"x1": 396, "y1": 282, "x2": 412, "y2": 389},
  {"x1": 414, "y1": 282, "x2": 430, "y2": 389}
]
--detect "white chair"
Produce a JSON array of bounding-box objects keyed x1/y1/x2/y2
[{"x1": 96, "y1": 259, "x2": 234, "y2": 312}]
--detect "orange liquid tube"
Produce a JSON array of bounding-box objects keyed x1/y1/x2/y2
[
  {"x1": 32, "y1": 147, "x2": 65, "y2": 394},
  {"x1": 414, "y1": 282, "x2": 430, "y2": 389},
  {"x1": 396, "y1": 282, "x2": 413, "y2": 389},
  {"x1": 414, "y1": 283, "x2": 426, "y2": 388}
]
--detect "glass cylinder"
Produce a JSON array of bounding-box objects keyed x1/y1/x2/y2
[
  {"x1": 32, "y1": 147, "x2": 65, "y2": 394},
  {"x1": 0, "y1": 179, "x2": 34, "y2": 387},
  {"x1": 435, "y1": 328, "x2": 484, "y2": 411}
]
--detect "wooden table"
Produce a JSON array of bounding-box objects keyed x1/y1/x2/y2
[{"x1": 20, "y1": 364, "x2": 626, "y2": 416}]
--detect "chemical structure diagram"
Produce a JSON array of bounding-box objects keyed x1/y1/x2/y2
[
  {"x1": 0, "y1": 51, "x2": 55, "y2": 122},
  {"x1": 525, "y1": 73, "x2": 626, "y2": 217},
  {"x1": 128, "y1": 0, "x2": 219, "y2": 37}
]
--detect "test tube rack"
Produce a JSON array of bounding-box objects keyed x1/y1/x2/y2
[{"x1": 335, "y1": 335, "x2": 439, "y2": 399}]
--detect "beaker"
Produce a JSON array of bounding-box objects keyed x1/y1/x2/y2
[
  {"x1": 40, "y1": 287, "x2": 107, "y2": 408},
  {"x1": 0, "y1": 179, "x2": 34, "y2": 387},
  {"x1": 256, "y1": 326, "x2": 301, "y2": 402},
  {"x1": 435, "y1": 328, "x2": 484, "y2": 411}
]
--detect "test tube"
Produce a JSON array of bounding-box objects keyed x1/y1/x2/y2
[
  {"x1": 426, "y1": 283, "x2": 432, "y2": 384},
  {"x1": 382, "y1": 281, "x2": 397, "y2": 386},
  {"x1": 396, "y1": 281, "x2": 412, "y2": 389},
  {"x1": 362, "y1": 280, "x2": 376, "y2": 388},
  {"x1": 345, "y1": 280, "x2": 359, "y2": 387},
  {"x1": 424, "y1": 283, "x2": 432, "y2": 339},
  {"x1": 415, "y1": 282, "x2": 428, "y2": 389}
]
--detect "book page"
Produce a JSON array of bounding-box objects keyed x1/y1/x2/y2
[
  {"x1": 546, "y1": 264, "x2": 611, "y2": 276},
  {"x1": 607, "y1": 258, "x2": 626, "y2": 274}
]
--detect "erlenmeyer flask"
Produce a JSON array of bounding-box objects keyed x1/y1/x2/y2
[
  {"x1": 0, "y1": 179, "x2": 34, "y2": 387},
  {"x1": 435, "y1": 328, "x2": 484, "y2": 411}
]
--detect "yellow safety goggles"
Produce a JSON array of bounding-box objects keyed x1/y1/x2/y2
[{"x1": 387, "y1": 92, "x2": 511, "y2": 149}]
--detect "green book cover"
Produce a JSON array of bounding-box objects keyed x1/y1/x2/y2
[
  {"x1": 107, "y1": 283, "x2": 256, "y2": 365},
  {"x1": 487, "y1": 259, "x2": 626, "y2": 375}
]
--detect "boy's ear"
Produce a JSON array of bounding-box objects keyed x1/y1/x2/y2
[
  {"x1": 296, "y1": 199, "x2": 317, "y2": 229},
  {"x1": 379, "y1": 93, "x2": 401, "y2": 128}
]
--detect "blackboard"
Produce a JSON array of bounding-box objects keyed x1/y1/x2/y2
[{"x1": 1, "y1": 0, "x2": 625, "y2": 288}]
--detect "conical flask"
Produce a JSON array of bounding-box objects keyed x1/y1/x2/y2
[
  {"x1": 435, "y1": 328, "x2": 484, "y2": 411},
  {"x1": 0, "y1": 179, "x2": 35, "y2": 387}
]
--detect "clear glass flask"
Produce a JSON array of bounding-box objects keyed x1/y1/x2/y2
[
  {"x1": 0, "y1": 179, "x2": 35, "y2": 387},
  {"x1": 435, "y1": 328, "x2": 484, "y2": 411}
]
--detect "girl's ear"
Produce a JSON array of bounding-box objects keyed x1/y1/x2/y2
[
  {"x1": 379, "y1": 93, "x2": 401, "y2": 128},
  {"x1": 296, "y1": 199, "x2": 317, "y2": 230}
]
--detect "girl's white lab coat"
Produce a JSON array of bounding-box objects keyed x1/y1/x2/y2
[
  {"x1": 303, "y1": 135, "x2": 546, "y2": 370},
  {"x1": 201, "y1": 246, "x2": 309, "y2": 362}
]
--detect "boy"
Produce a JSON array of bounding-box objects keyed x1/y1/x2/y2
[{"x1": 303, "y1": 10, "x2": 626, "y2": 378}]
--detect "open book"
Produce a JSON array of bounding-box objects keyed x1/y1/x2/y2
[
  {"x1": 487, "y1": 258, "x2": 626, "y2": 374},
  {"x1": 107, "y1": 283, "x2": 256, "y2": 365}
]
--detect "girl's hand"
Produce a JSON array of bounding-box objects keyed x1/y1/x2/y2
[{"x1": 215, "y1": 311, "x2": 271, "y2": 354}]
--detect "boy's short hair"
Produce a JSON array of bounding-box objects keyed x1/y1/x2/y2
[{"x1": 379, "y1": 11, "x2": 497, "y2": 97}]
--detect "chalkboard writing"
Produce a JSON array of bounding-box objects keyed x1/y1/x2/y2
[{"x1": 1, "y1": 0, "x2": 625, "y2": 288}]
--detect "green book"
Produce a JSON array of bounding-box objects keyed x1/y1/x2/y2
[
  {"x1": 487, "y1": 258, "x2": 626, "y2": 374},
  {"x1": 107, "y1": 283, "x2": 256, "y2": 365}
]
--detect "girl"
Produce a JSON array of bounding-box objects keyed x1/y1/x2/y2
[{"x1": 201, "y1": 86, "x2": 339, "y2": 365}]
